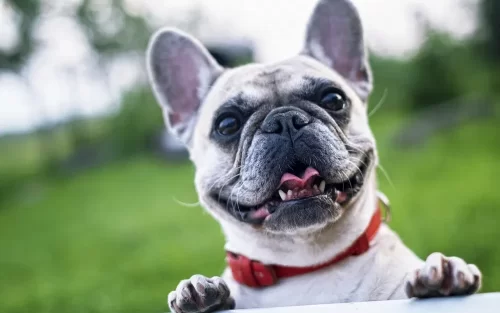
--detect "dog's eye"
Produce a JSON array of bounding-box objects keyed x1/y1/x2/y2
[
  {"x1": 216, "y1": 114, "x2": 241, "y2": 136},
  {"x1": 320, "y1": 90, "x2": 347, "y2": 112}
]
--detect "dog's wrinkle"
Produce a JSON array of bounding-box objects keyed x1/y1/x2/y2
[
  {"x1": 387, "y1": 276, "x2": 407, "y2": 300},
  {"x1": 233, "y1": 122, "x2": 256, "y2": 174},
  {"x1": 292, "y1": 131, "x2": 305, "y2": 144},
  {"x1": 270, "y1": 72, "x2": 283, "y2": 108},
  {"x1": 295, "y1": 76, "x2": 341, "y2": 101},
  {"x1": 225, "y1": 115, "x2": 269, "y2": 196},
  {"x1": 237, "y1": 109, "x2": 276, "y2": 158},
  {"x1": 345, "y1": 273, "x2": 368, "y2": 301},
  {"x1": 329, "y1": 121, "x2": 350, "y2": 147}
]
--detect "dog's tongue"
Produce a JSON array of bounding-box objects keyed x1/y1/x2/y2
[{"x1": 279, "y1": 167, "x2": 320, "y2": 189}]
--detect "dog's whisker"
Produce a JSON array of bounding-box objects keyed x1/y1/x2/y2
[
  {"x1": 349, "y1": 156, "x2": 369, "y2": 172},
  {"x1": 341, "y1": 169, "x2": 355, "y2": 195},
  {"x1": 206, "y1": 173, "x2": 232, "y2": 196},
  {"x1": 344, "y1": 160, "x2": 365, "y2": 194},
  {"x1": 209, "y1": 165, "x2": 243, "y2": 188},
  {"x1": 173, "y1": 198, "x2": 201, "y2": 208},
  {"x1": 346, "y1": 159, "x2": 365, "y2": 181},
  {"x1": 340, "y1": 169, "x2": 354, "y2": 193},
  {"x1": 227, "y1": 182, "x2": 238, "y2": 208},
  {"x1": 203, "y1": 164, "x2": 247, "y2": 218},
  {"x1": 228, "y1": 181, "x2": 245, "y2": 216},
  {"x1": 233, "y1": 183, "x2": 245, "y2": 216},
  {"x1": 343, "y1": 137, "x2": 368, "y2": 155},
  {"x1": 377, "y1": 163, "x2": 396, "y2": 190},
  {"x1": 368, "y1": 88, "x2": 388, "y2": 118},
  {"x1": 207, "y1": 169, "x2": 243, "y2": 203}
]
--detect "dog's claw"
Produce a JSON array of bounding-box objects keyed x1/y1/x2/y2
[
  {"x1": 168, "y1": 275, "x2": 235, "y2": 313},
  {"x1": 405, "y1": 252, "x2": 481, "y2": 298}
]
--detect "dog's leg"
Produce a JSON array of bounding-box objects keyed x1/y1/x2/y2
[
  {"x1": 168, "y1": 275, "x2": 235, "y2": 313},
  {"x1": 405, "y1": 252, "x2": 482, "y2": 298}
]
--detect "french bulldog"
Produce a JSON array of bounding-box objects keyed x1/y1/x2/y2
[{"x1": 146, "y1": 0, "x2": 482, "y2": 312}]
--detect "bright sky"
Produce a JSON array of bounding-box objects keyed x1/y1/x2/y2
[{"x1": 0, "y1": 0, "x2": 478, "y2": 134}]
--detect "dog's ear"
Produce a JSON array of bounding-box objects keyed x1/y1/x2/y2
[
  {"x1": 147, "y1": 28, "x2": 223, "y2": 144},
  {"x1": 303, "y1": 0, "x2": 372, "y2": 101}
]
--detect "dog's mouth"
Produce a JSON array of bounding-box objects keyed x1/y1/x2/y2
[{"x1": 214, "y1": 155, "x2": 371, "y2": 225}]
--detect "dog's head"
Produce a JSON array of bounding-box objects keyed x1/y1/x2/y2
[{"x1": 147, "y1": 0, "x2": 376, "y2": 235}]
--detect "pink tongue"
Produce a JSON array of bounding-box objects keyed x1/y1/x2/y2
[{"x1": 279, "y1": 167, "x2": 320, "y2": 190}]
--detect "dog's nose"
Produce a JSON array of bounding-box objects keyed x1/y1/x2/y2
[{"x1": 261, "y1": 109, "x2": 311, "y2": 135}]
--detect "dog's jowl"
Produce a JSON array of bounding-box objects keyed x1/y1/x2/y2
[{"x1": 146, "y1": 0, "x2": 482, "y2": 311}]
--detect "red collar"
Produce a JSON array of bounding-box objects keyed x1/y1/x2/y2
[{"x1": 226, "y1": 208, "x2": 382, "y2": 288}]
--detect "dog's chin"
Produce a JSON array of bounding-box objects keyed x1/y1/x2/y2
[
  {"x1": 262, "y1": 194, "x2": 343, "y2": 234},
  {"x1": 212, "y1": 153, "x2": 371, "y2": 233}
]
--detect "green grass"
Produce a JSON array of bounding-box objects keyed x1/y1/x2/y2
[
  {"x1": 373, "y1": 115, "x2": 500, "y2": 290},
  {"x1": 1, "y1": 114, "x2": 499, "y2": 313},
  {"x1": 0, "y1": 159, "x2": 225, "y2": 313}
]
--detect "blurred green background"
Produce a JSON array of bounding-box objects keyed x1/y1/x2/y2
[{"x1": 1, "y1": 1, "x2": 499, "y2": 313}]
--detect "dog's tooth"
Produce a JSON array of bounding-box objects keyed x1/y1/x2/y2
[
  {"x1": 312, "y1": 185, "x2": 319, "y2": 195},
  {"x1": 319, "y1": 180, "x2": 326, "y2": 193},
  {"x1": 287, "y1": 190, "x2": 293, "y2": 198},
  {"x1": 279, "y1": 190, "x2": 286, "y2": 201}
]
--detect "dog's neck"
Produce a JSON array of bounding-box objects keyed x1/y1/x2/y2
[{"x1": 219, "y1": 172, "x2": 378, "y2": 267}]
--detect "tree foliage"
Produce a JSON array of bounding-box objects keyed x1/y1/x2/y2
[
  {"x1": 0, "y1": 0, "x2": 40, "y2": 70},
  {"x1": 0, "y1": 0, "x2": 150, "y2": 71},
  {"x1": 478, "y1": 0, "x2": 500, "y2": 62}
]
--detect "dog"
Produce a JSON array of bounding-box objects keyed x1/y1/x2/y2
[{"x1": 146, "y1": 0, "x2": 482, "y2": 311}]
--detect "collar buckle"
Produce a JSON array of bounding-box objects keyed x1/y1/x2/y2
[{"x1": 377, "y1": 190, "x2": 391, "y2": 223}]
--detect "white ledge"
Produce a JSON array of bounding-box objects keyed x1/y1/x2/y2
[{"x1": 222, "y1": 293, "x2": 500, "y2": 313}]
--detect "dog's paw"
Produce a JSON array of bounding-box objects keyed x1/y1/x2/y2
[
  {"x1": 168, "y1": 275, "x2": 235, "y2": 313},
  {"x1": 405, "y1": 252, "x2": 482, "y2": 298}
]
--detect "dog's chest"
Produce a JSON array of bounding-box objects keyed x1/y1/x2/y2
[
  {"x1": 225, "y1": 259, "x2": 373, "y2": 308},
  {"x1": 223, "y1": 228, "x2": 422, "y2": 309}
]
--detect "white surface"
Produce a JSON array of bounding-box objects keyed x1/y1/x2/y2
[{"x1": 221, "y1": 293, "x2": 500, "y2": 313}]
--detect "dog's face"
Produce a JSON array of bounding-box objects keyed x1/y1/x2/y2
[{"x1": 147, "y1": 0, "x2": 376, "y2": 234}]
